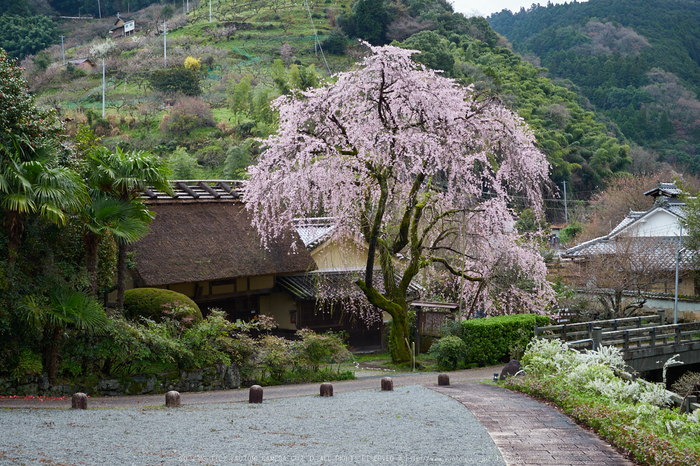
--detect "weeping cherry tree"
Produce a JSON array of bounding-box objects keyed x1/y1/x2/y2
[{"x1": 246, "y1": 45, "x2": 554, "y2": 363}]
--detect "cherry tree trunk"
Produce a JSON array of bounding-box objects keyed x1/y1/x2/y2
[{"x1": 388, "y1": 310, "x2": 411, "y2": 364}]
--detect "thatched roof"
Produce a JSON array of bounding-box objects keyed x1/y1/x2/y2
[{"x1": 130, "y1": 201, "x2": 316, "y2": 287}]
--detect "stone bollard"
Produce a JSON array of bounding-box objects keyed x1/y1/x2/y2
[
  {"x1": 320, "y1": 382, "x2": 333, "y2": 397},
  {"x1": 249, "y1": 385, "x2": 263, "y2": 403},
  {"x1": 165, "y1": 390, "x2": 181, "y2": 408},
  {"x1": 381, "y1": 377, "x2": 393, "y2": 391},
  {"x1": 437, "y1": 374, "x2": 450, "y2": 386},
  {"x1": 71, "y1": 392, "x2": 88, "y2": 409}
]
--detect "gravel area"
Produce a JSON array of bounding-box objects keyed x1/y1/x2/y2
[{"x1": 0, "y1": 385, "x2": 504, "y2": 466}]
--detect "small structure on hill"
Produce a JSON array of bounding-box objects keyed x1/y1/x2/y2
[
  {"x1": 110, "y1": 14, "x2": 135, "y2": 38},
  {"x1": 67, "y1": 58, "x2": 96, "y2": 70}
]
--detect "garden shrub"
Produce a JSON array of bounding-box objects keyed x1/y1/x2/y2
[
  {"x1": 11, "y1": 349, "x2": 43, "y2": 380},
  {"x1": 429, "y1": 335, "x2": 467, "y2": 370},
  {"x1": 461, "y1": 313, "x2": 550, "y2": 366},
  {"x1": 296, "y1": 329, "x2": 351, "y2": 372},
  {"x1": 123, "y1": 288, "x2": 202, "y2": 323}
]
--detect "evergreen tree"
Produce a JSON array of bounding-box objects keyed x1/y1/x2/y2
[{"x1": 354, "y1": 0, "x2": 390, "y2": 45}]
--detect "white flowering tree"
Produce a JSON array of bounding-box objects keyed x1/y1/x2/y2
[{"x1": 246, "y1": 45, "x2": 553, "y2": 362}]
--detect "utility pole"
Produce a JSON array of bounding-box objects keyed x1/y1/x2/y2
[
  {"x1": 674, "y1": 223, "x2": 683, "y2": 324},
  {"x1": 163, "y1": 21, "x2": 167, "y2": 67},
  {"x1": 102, "y1": 59, "x2": 106, "y2": 118},
  {"x1": 60, "y1": 35, "x2": 65, "y2": 65},
  {"x1": 563, "y1": 180, "x2": 568, "y2": 223}
]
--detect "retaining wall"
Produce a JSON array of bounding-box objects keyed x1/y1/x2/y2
[{"x1": 0, "y1": 364, "x2": 240, "y2": 397}]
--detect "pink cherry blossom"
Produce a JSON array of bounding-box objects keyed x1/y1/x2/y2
[{"x1": 246, "y1": 44, "x2": 554, "y2": 362}]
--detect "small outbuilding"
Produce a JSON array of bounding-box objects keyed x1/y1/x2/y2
[
  {"x1": 67, "y1": 58, "x2": 96, "y2": 70},
  {"x1": 110, "y1": 14, "x2": 135, "y2": 38}
]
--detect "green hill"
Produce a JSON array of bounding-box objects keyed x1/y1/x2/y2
[
  {"x1": 11, "y1": 0, "x2": 634, "y2": 205},
  {"x1": 490, "y1": 0, "x2": 700, "y2": 176}
]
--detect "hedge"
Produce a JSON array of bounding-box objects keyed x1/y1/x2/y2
[
  {"x1": 461, "y1": 314, "x2": 550, "y2": 365},
  {"x1": 123, "y1": 288, "x2": 202, "y2": 323}
]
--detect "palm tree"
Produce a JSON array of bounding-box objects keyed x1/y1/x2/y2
[
  {"x1": 24, "y1": 287, "x2": 108, "y2": 384},
  {"x1": 0, "y1": 151, "x2": 87, "y2": 262},
  {"x1": 88, "y1": 147, "x2": 171, "y2": 313},
  {"x1": 80, "y1": 192, "x2": 152, "y2": 297}
]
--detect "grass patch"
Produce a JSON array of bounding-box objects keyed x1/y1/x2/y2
[{"x1": 353, "y1": 350, "x2": 437, "y2": 372}]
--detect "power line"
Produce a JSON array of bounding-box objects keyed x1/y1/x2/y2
[{"x1": 302, "y1": 0, "x2": 331, "y2": 76}]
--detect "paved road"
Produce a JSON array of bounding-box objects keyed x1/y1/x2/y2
[
  {"x1": 0, "y1": 367, "x2": 636, "y2": 465},
  {"x1": 431, "y1": 383, "x2": 635, "y2": 466}
]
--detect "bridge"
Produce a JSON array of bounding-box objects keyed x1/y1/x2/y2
[{"x1": 534, "y1": 311, "x2": 700, "y2": 372}]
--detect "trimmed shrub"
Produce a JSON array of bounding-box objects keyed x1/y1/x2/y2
[
  {"x1": 148, "y1": 66, "x2": 202, "y2": 96},
  {"x1": 123, "y1": 288, "x2": 202, "y2": 323},
  {"x1": 429, "y1": 335, "x2": 467, "y2": 370},
  {"x1": 461, "y1": 314, "x2": 550, "y2": 366}
]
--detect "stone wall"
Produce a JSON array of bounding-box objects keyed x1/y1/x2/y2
[{"x1": 0, "y1": 364, "x2": 240, "y2": 397}]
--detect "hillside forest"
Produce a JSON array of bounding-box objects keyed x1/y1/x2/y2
[
  {"x1": 490, "y1": 0, "x2": 700, "y2": 179},
  {"x1": 2, "y1": 0, "x2": 649, "y2": 216}
]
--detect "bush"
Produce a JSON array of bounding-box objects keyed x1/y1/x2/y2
[
  {"x1": 184, "y1": 56, "x2": 201, "y2": 72},
  {"x1": 296, "y1": 328, "x2": 352, "y2": 371},
  {"x1": 148, "y1": 66, "x2": 202, "y2": 96},
  {"x1": 159, "y1": 97, "x2": 215, "y2": 135},
  {"x1": 429, "y1": 335, "x2": 467, "y2": 370},
  {"x1": 322, "y1": 29, "x2": 348, "y2": 54},
  {"x1": 504, "y1": 339, "x2": 700, "y2": 465},
  {"x1": 559, "y1": 221, "x2": 583, "y2": 244},
  {"x1": 169, "y1": 146, "x2": 202, "y2": 179},
  {"x1": 461, "y1": 314, "x2": 550, "y2": 366},
  {"x1": 11, "y1": 348, "x2": 43, "y2": 380},
  {"x1": 123, "y1": 288, "x2": 202, "y2": 323}
]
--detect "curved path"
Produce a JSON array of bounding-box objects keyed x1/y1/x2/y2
[
  {"x1": 431, "y1": 383, "x2": 635, "y2": 466},
  {"x1": 0, "y1": 367, "x2": 635, "y2": 465}
]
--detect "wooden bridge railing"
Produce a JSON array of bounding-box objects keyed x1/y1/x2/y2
[
  {"x1": 600, "y1": 322, "x2": 700, "y2": 350},
  {"x1": 534, "y1": 311, "x2": 666, "y2": 343},
  {"x1": 534, "y1": 311, "x2": 700, "y2": 352}
]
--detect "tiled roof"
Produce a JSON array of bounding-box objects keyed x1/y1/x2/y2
[
  {"x1": 608, "y1": 210, "x2": 645, "y2": 236},
  {"x1": 293, "y1": 217, "x2": 335, "y2": 250},
  {"x1": 644, "y1": 181, "x2": 683, "y2": 197},
  {"x1": 565, "y1": 236, "x2": 696, "y2": 272},
  {"x1": 142, "y1": 180, "x2": 246, "y2": 203}
]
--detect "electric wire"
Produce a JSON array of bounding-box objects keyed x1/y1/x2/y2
[{"x1": 302, "y1": 0, "x2": 331, "y2": 76}]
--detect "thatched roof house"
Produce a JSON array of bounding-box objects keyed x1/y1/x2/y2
[
  {"x1": 132, "y1": 202, "x2": 313, "y2": 287},
  {"x1": 125, "y1": 181, "x2": 316, "y2": 327}
]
